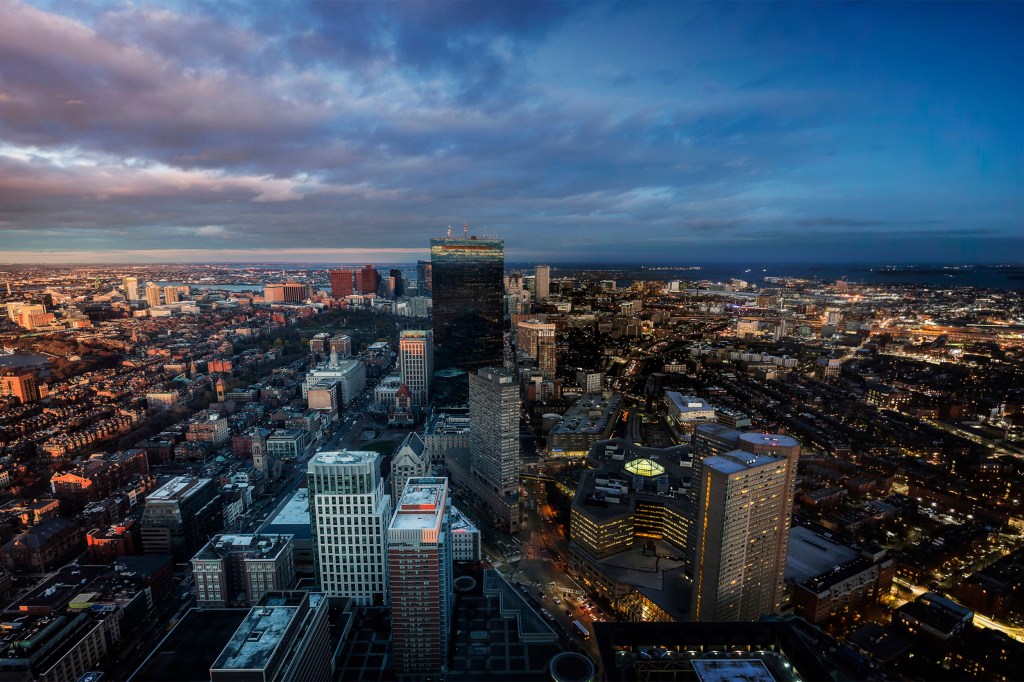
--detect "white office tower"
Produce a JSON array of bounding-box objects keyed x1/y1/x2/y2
[
  {"x1": 534, "y1": 264, "x2": 550, "y2": 301},
  {"x1": 691, "y1": 451, "x2": 792, "y2": 622},
  {"x1": 307, "y1": 451, "x2": 391, "y2": 605},
  {"x1": 122, "y1": 276, "x2": 139, "y2": 303},
  {"x1": 468, "y1": 367, "x2": 521, "y2": 532},
  {"x1": 398, "y1": 329, "x2": 433, "y2": 407},
  {"x1": 388, "y1": 477, "x2": 453, "y2": 674}
]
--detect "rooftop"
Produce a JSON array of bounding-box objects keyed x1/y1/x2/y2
[
  {"x1": 212, "y1": 604, "x2": 297, "y2": 671},
  {"x1": 785, "y1": 525, "x2": 860, "y2": 584},
  {"x1": 310, "y1": 450, "x2": 377, "y2": 466},
  {"x1": 147, "y1": 476, "x2": 209, "y2": 502},
  {"x1": 692, "y1": 659, "x2": 777, "y2": 682},
  {"x1": 705, "y1": 451, "x2": 783, "y2": 475}
]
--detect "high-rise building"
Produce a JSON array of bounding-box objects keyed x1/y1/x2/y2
[
  {"x1": 398, "y1": 330, "x2": 433, "y2": 407},
  {"x1": 690, "y1": 450, "x2": 792, "y2": 622},
  {"x1": 1, "y1": 373, "x2": 40, "y2": 404},
  {"x1": 144, "y1": 283, "x2": 162, "y2": 308},
  {"x1": 468, "y1": 367, "x2": 520, "y2": 532},
  {"x1": 388, "y1": 477, "x2": 453, "y2": 674},
  {"x1": 355, "y1": 265, "x2": 380, "y2": 294},
  {"x1": 430, "y1": 236, "x2": 504, "y2": 375},
  {"x1": 163, "y1": 286, "x2": 180, "y2": 304},
  {"x1": 329, "y1": 269, "x2": 354, "y2": 298},
  {"x1": 264, "y1": 282, "x2": 310, "y2": 303},
  {"x1": 687, "y1": 424, "x2": 800, "y2": 570},
  {"x1": 122, "y1": 276, "x2": 139, "y2": 303},
  {"x1": 535, "y1": 264, "x2": 550, "y2": 301},
  {"x1": 417, "y1": 259, "x2": 432, "y2": 296},
  {"x1": 307, "y1": 451, "x2": 391, "y2": 605},
  {"x1": 516, "y1": 319, "x2": 557, "y2": 379},
  {"x1": 389, "y1": 268, "x2": 404, "y2": 298}
]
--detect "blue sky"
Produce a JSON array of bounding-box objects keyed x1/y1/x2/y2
[{"x1": 0, "y1": 1, "x2": 1021, "y2": 263}]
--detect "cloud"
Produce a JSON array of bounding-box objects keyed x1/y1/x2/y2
[{"x1": 0, "y1": 1, "x2": 1020, "y2": 263}]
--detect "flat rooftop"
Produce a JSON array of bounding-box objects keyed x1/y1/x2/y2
[
  {"x1": 212, "y1": 604, "x2": 297, "y2": 671},
  {"x1": 785, "y1": 525, "x2": 859, "y2": 584},
  {"x1": 310, "y1": 450, "x2": 377, "y2": 466},
  {"x1": 551, "y1": 392, "x2": 621, "y2": 436},
  {"x1": 130, "y1": 608, "x2": 249, "y2": 682},
  {"x1": 705, "y1": 451, "x2": 782, "y2": 475},
  {"x1": 391, "y1": 481, "x2": 444, "y2": 530},
  {"x1": 260, "y1": 488, "x2": 311, "y2": 539},
  {"x1": 692, "y1": 658, "x2": 776, "y2": 682},
  {"x1": 148, "y1": 476, "x2": 208, "y2": 502}
]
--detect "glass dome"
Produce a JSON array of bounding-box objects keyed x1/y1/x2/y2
[{"x1": 624, "y1": 458, "x2": 665, "y2": 477}]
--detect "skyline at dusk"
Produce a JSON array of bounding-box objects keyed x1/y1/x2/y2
[{"x1": 1, "y1": 1, "x2": 1022, "y2": 264}]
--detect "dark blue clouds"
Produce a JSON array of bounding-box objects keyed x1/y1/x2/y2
[{"x1": 0, "y1": 0, "x2": 1021, "y2": 263}]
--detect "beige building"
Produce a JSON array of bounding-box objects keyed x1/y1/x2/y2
[{"x1": 691, "y1": 450, "x2": 793, "y2": 622}]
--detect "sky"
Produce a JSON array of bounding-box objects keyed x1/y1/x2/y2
[{"x1": 0, "y1": 1, "x2": 1021, "y2": 264}]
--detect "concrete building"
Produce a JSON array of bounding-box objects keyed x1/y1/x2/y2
[
  {"x1": 576, "y1": 371, "x2": 604, "y2": 394},
  {"x1": 664, "y1": 392, "x2": 716, "y2": 435},
  {"x1": 450, "y1": 503, "x2": 481, "y2": 562},
  {"x1": 302, "y1": 353, "x2": 366, "y2": 407},
  {"x1": 388, "y1": 477, "x2": 453, "y2": 674},
  {"x1": 186, "y1": 410, "x2": 231, "y2": 447},
  {"x1": 1, "y1": 372, "x2": 41, "y2": 404},
  {"x1": 307, "y1": 451, "x2": 390, "y2": 605},
  {"x1": 688, "y1": 424, "x2": 801, "y2": 570},
  {"x1": 691, "y1": 450, "x2": 793, "y2": 622},
  {"x1": 398, "y1": 329, "x2": 433, "y2": 407},
  {"x1": 122, "y1": 275, "x2": 140, "y2": 303},
  {"x1": 389, "y1": 432, "x2": 429, "y2": 503},
  {"x1": 192, "y1": 533, "x2": 296, "y2": 609},
  {"x1": 140, "y1": 476, "x2": 222, "y2": 562},
  {"x1": 210, "y1": 591, "x2": 333, "y2": 682},
  {"x1": 548, "y1": 392, "x2": 622, "y2": 457},
  {"x1": 423, "y1": 409, "x2": 470, "y2": 464},
  {"x1": 145, "y1": 283, "x2": 162, "y2": 308},
  {"x1": 787, "y1": 524, "x2": 895, "y2": 624},
  {"x1": 468, "y1": 367, "x2": 521, "y2": 533},
  {"x1": 305, "y1": 380, "x2": 339, "y2": 420},
  {"x1": 534, "y1": 264, "x2": 550, "y2": 301},
  {"x1": 264, "y1": 282, "x2": 310, "y2": 303}
]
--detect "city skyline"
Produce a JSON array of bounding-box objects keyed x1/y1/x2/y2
[{"x1": 1, "y1": 1, "x2": 1021, "y2": 264}]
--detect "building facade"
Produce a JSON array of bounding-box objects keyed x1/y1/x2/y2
[
  {"x1": 430, "y1": 236, "x2": 504, "y2": 375},
  {"x1": 468, "y1": 367, "x2": 520, "y2": 532},
  {"x1": 398, "y1": 329, "x2": 433, "y2": 407},
  {"x1": 690, "y1": 450, "x2": 793, "y2": 622},
  {"x1": 307, "y1": 451, "x2": 390, "y2": 605},
  {"x1": 388, "y1": 477, "x2": 453, "y2": 674}
]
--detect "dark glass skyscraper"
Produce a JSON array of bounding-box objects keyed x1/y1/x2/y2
[{"x1": 430, "y1": 236, "x2": 504, "y2": 375}]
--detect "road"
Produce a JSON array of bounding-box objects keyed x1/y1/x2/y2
[{"x1": 894, "y1": 577, "x2": 1024, "y2": 643}]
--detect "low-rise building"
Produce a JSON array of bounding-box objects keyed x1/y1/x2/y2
[{"x1": 191, "y1": 533, "x2": 296, "y2": 609}]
